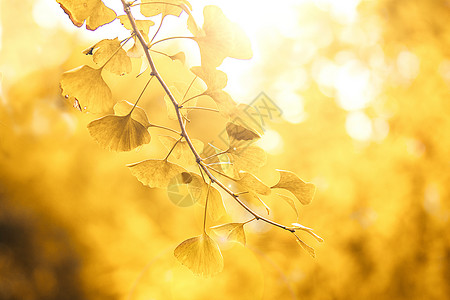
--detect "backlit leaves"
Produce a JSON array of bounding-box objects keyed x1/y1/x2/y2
[
  {"x1": 174, "y1": 233, "x2": 223, "y2": 277},
  {"x1": 200, "y1": 186, "x2": 227, "y2": 221},
  {"x1": 226, "y1": 122, "x2": 260, "y2": 144},
  {"x1": 159, "y1": 136, "x2": 203, "y2": 165},
  {"x1": 272, "y1": 170, "x2": 316, "y2": 205},
  {"x1": 85, "y1": 38, "x2": 132, "y2": 76},
  {"x1": 128, "y1": 159, "x2": 186, "y2": 189},
  {"x1": 211, "y1": 223, "x2": 246, "y2": 245},
  {"x1": 87, "y1": 101, "x2": 151, "y2": 152},
  {"x1": 118, "y1": 15, "x2": 155, "y2": 37},
  {"x1": 140, "y1": 0, "x2": 191, "y2": 19},
  {"x1": 235, "y1": 172, "x2": 271, "y2": 195},
  {"x1": 190, "y1": 6, "x2": 253, "y2": 69},
  {"x1": 60, "y1": 65, "x2": 113, "y2": 113},
  {"x1": 191, "y1": 66, "x2": 227, "y2": 92},
  {"x1": 227, "y1": 145, "x2": 266, "y2": 176},
  {"x1": 56, "y1": 0, "x2": 116, "y2": 31}
]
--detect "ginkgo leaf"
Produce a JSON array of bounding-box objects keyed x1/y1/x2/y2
[
  {"x1": 295, "y1": 235, "x2": 316, "y2": 258},
  {"x1": 113, "y1": 100, "x2": 150, "y2": 128},
  {"x1": 191, "y1": 66, "x2": 227, "y2": 92},
  {"x1": 272, "y1": 170, "x2": 316, "y2": 205},
  {"x1": 87, "y1": 114, "x2": 151, "y2": 152},
  {"x1": 87, "y1": 38, "x2": 132, "y2": 76},
  {"x1": 198, "y1": 186, "x2": 227, "y2": 221},
  {"x1": 128, "y1": 159, "x2": 186, "y2": 189},
  {"x1": 276, "y1": 193, "x2": 299, "y2": 220},
  {"x1": 141, "y1": 0, "x2": 191, "y2": 19},
  {"x1": 226, "y1": 122, "x2": 260, "y2": 143},
  {"x1": 168, "y1": 172, "x2": 207, "y2": 206},
  {"x1": 174, "y1": 233, "x2": 223, "y2": 277},
  {"x1": 169, "y1": 52, "x2": 186, "y2": 64},
  {"x1": 228, "y1": 103, "x2": 264, "y2": 135},
  {"x1": 235, "y1": 171, "x2": 271, "y2": 195},
  {"x1": 60, "y1": 65, "x2": 113, "y2": 113},
  {"x1": 227, "y1": 145, "x2": 266, "y2": 176},
  {"x1": 211, "y1": 223, "x2": 246, "y2": 245},
  {"x1": 159, "y1": 136, "x2": 203, "y2": 165},
  {"x1": 190, "y1": 5, "x2": 252, "y2": 69},
  {"x1": 56, "y1": 0, "x2": 116, "y2": 31},
  {"x1": 118, "y1": 15, "x2": 155, "y2": 37},
  {"x1": 291, "y1": 222, "x2": 324, "y2": 243},
  {"x1": 205, "y1": 90, "x2": 236, "y2": 116},
  {"x1": 164, "y1": 84, "x2": 200, "y2": 120}
]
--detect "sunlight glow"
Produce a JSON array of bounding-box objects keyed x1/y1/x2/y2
[
  {"x1": 345, "y1": 111, "x2": 372, "y2": 141},
  {"x1": 256, "y1": 130, "x2": 284, "y2": 155}
]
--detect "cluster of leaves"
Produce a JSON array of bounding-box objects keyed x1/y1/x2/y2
[{"x1": 56, "y1": 0, "x2": 322, "y2": 277}]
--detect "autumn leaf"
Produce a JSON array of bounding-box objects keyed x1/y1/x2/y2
[
  {"x1": 56, "y1": 0, "x2": 116, "y2": 31},
  {"x1": 235, "y1": 171, "x2": 271, "y2": 195},
  {"x1": 60, "y1": 65, "x2": 113, "y2": 113},
  {"x1": 277, "y1": 193, "x2": 299, "y2": 220},
  {"x1": 198, "y1": 186, "x2": 227, "y2": 221},
  {"x1": 211, "y1": 223, "x2": 246, "y2": 245},
  {"x1": 226, "y1": 122, "x2": 260, "y2": 144},
  {"x1": 294, "y1": 234, "x2": 316, "y2": 258},
  {"x1": 191, "y1": 66, "x2": 227, "y2": 92},
  {"x1": 169, "y1": 52, "x2": 186, "y2": 64},
  {"x1": 128, "y1": 159, "x2": 186, "y2": 189},
  {"x1": 227, "y1": 145, "x2": 266, "y2": 176},
  {"x1": 159, "y1": 136, "x2": 203, "y2": 165},
  {"x1": 113, "y1": 100, "x2": 150, "y2": 128},
  {"x1": 272, "y1": 170, "x2": 315, "y2": 205},
  {"x1": 174, "y1": 233, "x2": 223, "y2": 277},
  {"x1": 190, "y1": 5, "x2": 253, "y2": 69},
  {"x1": 118, "y1": 15, "x2": 155, "y2": 37},
  {"x1": 291, "y1": 223, "x2": 324, "y2": 243},
  {"x1": 167, "y1": 172, "x2": 207, "y2": 206},
  {"x1": 84, "y1": 38, "x2": 132, "y2": 76},
  {"x1": 140, "y1": 0, "x2": 191, "y2": 19},
  {"x1": 205, "y1": 90, "x2": 237, "y2": 116}
]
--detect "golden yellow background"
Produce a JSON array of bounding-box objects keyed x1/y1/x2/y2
[{"x1": 0, "y1": 0, "x2": 449, "y2": 299}]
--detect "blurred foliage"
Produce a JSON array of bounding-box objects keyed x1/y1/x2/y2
[{"x1": 1, "y1": 0, "x2": 449, "y2": 299}]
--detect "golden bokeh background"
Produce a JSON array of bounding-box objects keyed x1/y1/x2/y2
[{"x1": 1, "y1": 0, "x2": 449, "y2": 299}]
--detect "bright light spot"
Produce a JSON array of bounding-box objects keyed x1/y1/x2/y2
[
  {"x1": 397, "y1": 51, "x2": 420, "y2": 82},
  {"x1": 313, "y1": 0, "x2": 362, "y2": 24},
  {"x1": 438, "y1": 60, "x2": 450, "y2": 84},
  {"x1": 33, "y1": 0, "x2": 60, "y2": 28},
  {"x1": 256, "y1": 130, "x2": 284, "y2": 155},
  {"x1": 345, "y1": 111, "x2": 372, "y2": 141},
  {"x1": 335, "y1": 60, "x2": 375, "y2": 111},
  {"x1": 372, "y1": 118, "x2": 390, "y2": 141},
  {"x1": 275, "y1": 91, "x2": 306, "y2": 124}
]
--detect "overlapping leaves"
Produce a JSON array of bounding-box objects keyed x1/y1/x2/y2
[{"x1": 56, "y1": 0, "x2": 116, "y2": 30}]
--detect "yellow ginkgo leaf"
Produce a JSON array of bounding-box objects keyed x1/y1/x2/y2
[
  {"x1": 203, "y1": 90, "x2": 236, "y2": 116},
  {"x1": 276, "y1": 193, "x2": 299, "y2": 220},
  {"x1": 190, "y1": 5, "x2": 253, "y2": 69},
  {"x1": 191, "y1": 66, "x2": 227, "y2": 92},
  {"x1": 211, "y1": 223, "x2": 246, "y2": 245},
  {"x1": 118, "y1": 15, "x2": 155, "y2": 37},
  {"x1": 169, "y1": 52, "x2": 186, "y2": 64},
  {"x1": 167, "y1": 172, "x2": 207, "y2": 207},
  {"x1": 235, "y1": 172, "x2": 271, "y2": 195},
  {"x1": 174, "y1": 233, "x2": 223, "y2": 277},
  {"x1": 141, "y1": 0, "x2": 191, "y2": 19},
  {"x1": 198, "y1": 186, "x2": 227, "y2": 221},
  {"x1": 128, "y1": 159, "x2": 186, "y2": 189},
  {"x1": 56, "y1": 0, "x2": 116, "y2": 31},
  {"x1": 60, "y1": 65, "x2": 113, "y2": 113},
  {"x1": 294, "y1": 234, "x2": 316, "y2": 258},
  {"x1": 113, "y1": 100, "x2": 150, "y2": 128},
  {"x1": 227, "y1": 145, "x2": 266, "y2": 176},
  {"x1": 87, "y1": 38, "x2": 132, "y2": 76},
  {"x1": 159, "y1": 136, "x2": 203, "y2": 166},
  {"x1": 227, "y1": 103, "x2": 264, "y2": 135},
  {"x1": 87, "y1": 114, "x2": 151, "y2": 152},
  {"x1": 226, "y1": 122, "x2": 260, "y2": 143},
  {"x1": 291, "y1": 223, "x2": 324, "y2": 243},
  {"x1": 272, "y1": 170, "x2": 315, "y2": 205}
]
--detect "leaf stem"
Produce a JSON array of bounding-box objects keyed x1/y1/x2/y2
[
  {"x1": 203, "y1": 183, "x2": 211, "y2": 232},
  {"x1": 120, "y1": 0, "x2": 295, "y2": 234},
  {"x1": 180, "y1": 106, "x2": 220, "y2": 113},
  {"x1": 180, "y1": 93, "x2": 203, "y2": 106},
  {"x1": 100, "y1": 35, "x2": 133, "y2": 69},
  {"x1": 182, "y1": 76, "x2": 198, "y2": 101},
  {"x1": 148, "y1": 123, "x2": 180, "y2": 134},
  {"x1": 150, "y1": 16, "x2": 164, "y2": 43},
  {"x1": 131, "y1": 76, "x2": 154, "y2": 113},
  {"x1": 164, "y1": 136, "x2": 183, "y2": 161}
]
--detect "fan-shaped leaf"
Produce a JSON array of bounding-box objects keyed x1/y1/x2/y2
[
  {"x1": 56, "y1": 0, "x2": 116, "y2": 31},
  {"x1": 169, "y1": 52, "x2": 186, "y2": 64},
  {"x1": 235, "y1": 172, "x2": 270, "y2": 195},
  {"x1": 190, "y1": 5, "x2": 252, "y2": 69},
  {"x1": 86, "y1": 38, "x2": 132, "y2": 75},
  {"x1": 168, "y1": 172, "x2": 207, "y2": 206},
  {"x1": 226, "y1": 122, "x2": 260, "y2": 143},
  {"x1": 291, "y1": 223, "x2": 324, "y2": 243},
  {"x1": 128, "y1": 159, "x2": 186, "y2": 189},
  {"x1": 277, "y1": 193, "x2": 299, "y2": 220},
  {"x1": 87, "y1": 114, "x2": 150, "y2": 152},
  {"x1": 295, "y1": 235, "x2": 316, "y2": 258},
  {"x1": 174, "y1": 233, "x2": 223, "y2": 277},
  {"x1": 191, "y1": 66, "x2": 227, "y2": 92},
  {"x1": 159, "y1": 136, "x2": 203, "y2": 165},
  {"x1": 198, "y1": 186, "x2": 227, "y2": 221},
  {"x1": 118, "y1": 15, "x2": 155, "y2": 37},
  {"x1": 141, "y1": 0, "x2": 191, "y2": 19},
  {"x1": 211, "y1": 223, "x2": 246, "y2": 245},
  {"x1": 227, "y1": 145, "x2": 266, "y2": 175},
  {"x1": 60, "y1": 65, "x2": 113, "y2": 113},
  {"x1": 272, "y1": 170, "x2": 315, "y2": 205},
  {"x1": 113, "y1": 100, "x2": 150, "y2": 128}
]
